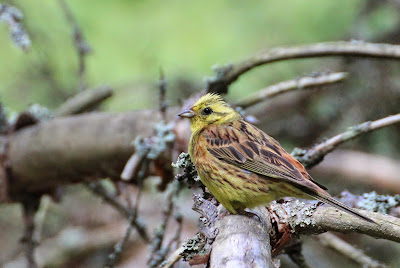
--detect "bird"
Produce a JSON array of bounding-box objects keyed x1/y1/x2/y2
[{"x1": 178, "y1": 93, "x2": 375, "y2": 223}]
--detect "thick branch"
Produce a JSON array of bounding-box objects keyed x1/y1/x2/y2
[
  {"x1": 270, "y1": 200, "x2": 400, "y2": 243},
  {"x1": 5, "y1": 109, "x2": 178, "y2": 198},
  {"x1": 207, "y1": 41, "x2": 400, "y2": 93},
  {"x1": 235, "y1": 72, "x2": 348, "y2": 109},
  {"x1": 210, "y1": 208, "x2": 273, "y2": 268}
]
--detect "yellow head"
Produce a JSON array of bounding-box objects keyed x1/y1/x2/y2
[{"x1": 178, "y1": 93, "x2": 241, "y2": 132}]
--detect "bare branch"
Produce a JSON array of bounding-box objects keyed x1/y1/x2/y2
[
  {"x1": 210, "y1": 207, "x2": 273, "y2": 268},
  {"x1": 159, "y1": 67, "x2": 167, "y2": 121},
  {"x1": 294, "y1": 113, "x2": 400, "y2": 168},
  {"x1": 207, "y1": 41, "x2": 400, "y2": 93},
  {"x1": 85, "y1": 182, "x2": 150, "y2": 243},
  {"x1": 270, "y1": 200, "x2": 400, "y2": 244},
  {"x1": 235, "y1": 72, "x2": 348, "y2": 109},
  {"x1": 148, "y1": 181, "x2": 183, "y2": 267},
  {"x1": 161, "y1": 246, "x2": 185, "y2": 268},
  {"x1": 105, "y1": 186, "x2": 143, "y2": 268},
  {"x1": 59, "y1": 0, "x2": 92, "y2": 91},
  {"x1": 54, "y1": 85, "x2": 113, "y2": 116},
  {"x1": 317, "y1": 232, "x2": 386, "y2": 268},
  {"x1": 5, "y1": 223, "x2": 135, "y2": 267},
  {"x1": 20, "y1": 195, "x2": 41, "y2": 268},
  {"x1": 5, "y1": 108, "x2": 179, "y2": 196}
]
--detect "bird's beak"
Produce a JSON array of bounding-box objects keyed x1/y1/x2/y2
[{"x1": 178, "y1": 108, "x2": 195, "y2": 118}]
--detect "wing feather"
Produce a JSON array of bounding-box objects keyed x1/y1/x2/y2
[{"x1": 203, "y1": 120, "x2": 323, "y2": 189}]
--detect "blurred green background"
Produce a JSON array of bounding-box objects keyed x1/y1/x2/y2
[
  {"x1": 1, "y1": 0, "x2": 381, "y2": 113},
  {"x1": 1, "y1": 1, "x2": 400, "y2": 267}
]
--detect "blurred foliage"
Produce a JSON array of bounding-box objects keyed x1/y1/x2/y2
[{"x1": 0, "y1": 0, "x2": 365, "y2": 112}]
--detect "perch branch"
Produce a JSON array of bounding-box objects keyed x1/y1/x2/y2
[
  {"x1": 317, "y1": 232, "x2": 385, "y2": 268},
  {"x1": 235, "y1": 72, "x2": 348, "y2": 108},
  {"x1": 210, "y1": 207, "x2": 273, "y2": 268},
  {"x1": 207, "y1": 41, "x2": 400, "y2": 93},
  {"x1": 270, "y1": 200, "x2": 400, "y2": 244},
  {"x1": 294, "y1": 113, "x2": 400, "y2": 168}
]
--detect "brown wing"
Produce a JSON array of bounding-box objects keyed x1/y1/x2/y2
[
  {"x1": 203, "y1": 120, "x2": 327, "y2": 190},
  {"x1": 201, "y1": 120, "x2": 378, "y2": 223}
]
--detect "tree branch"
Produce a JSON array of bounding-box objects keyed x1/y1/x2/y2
[
  {"x1": 270, "y1": 200, "x2": 400, "y2": 244},
  {"x1": 317, "y1": 232, "x2": 385, "y2": 268},
  {"x1": 235, "y1": 72, "x2": 348, "y2": 109},
  {"x1": 293, "y1": 113, "x2": 400, "y2": 168},
  {"x1": 210, "y1": 208, "x2": 273, "y2": 268},
  {"x1": 4, "y1": 108, "x2": 179, "y2": 198},
  {"x1": 85, "y1": 181, "x2": 149, "y2": 243},
  {"x1": 59, "y1": 0, "x2": 92, "y2": 91},
  {"x1": 54, "y1": 85, "x2": 113, "y2": 116},
  {"x1": 207, "y1": 41, "x2": 400, "y2": 93}
]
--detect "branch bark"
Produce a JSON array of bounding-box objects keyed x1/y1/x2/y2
[
  {"x1": 207, "y1": 41, "x2": 400, "y2": 93},
  {"x1": 235, "y1": 72, "x2": 348, "y2": 109},
  {"x1": 294, "y1": 113, "x2": 400, "y2": 168},
  {"x1": 270, "y1": 200, "x2": 400, "y2": 243},
  {"x1": 317, "y1": 232, "x2": 385, "y2": 268},
  {"x1": 4, "y1": 108, "x2": 179, "y2": 199},
  {"x1": 210, "y1": 208, "x2": 273, "y2": 268}
]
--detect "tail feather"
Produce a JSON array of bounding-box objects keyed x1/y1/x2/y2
[{"x1": 305, "y1": 190, "x2": 376, "y2": 224}]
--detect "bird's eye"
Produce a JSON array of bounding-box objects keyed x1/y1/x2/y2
[{"x1": 203, "y1": 107, "x2": 213, "y2": 115}]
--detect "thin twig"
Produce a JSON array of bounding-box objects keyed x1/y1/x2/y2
[
  {"x1": 161, "y1": 246, "x2": 185, "y2": 268},
  {"x1": 21, "y1": 195, "x2": 41, "y2": 268},
  {"x1": 235, "y1": 72, "x2": 348, "y2": 109},
  {"x1": 59, "y1": 0, "x2": 92, "y2": 91},
  {"x1": 84, "y1": 181, "x2": 150, "y2": 243},
  {"x1": 148, "y1": 181, "x2": 183, "y2": 267},
  {"x1": 317, "y1": 232, "x2": 386, "y2": 268},
  {"x1": 159, "y1": 67, "x2": 168, "y2": 121},
  {"x1": 293, "y1": 113, "x2": 400, "y2": 168},
  {"x1": 207, "y1": 41, "x2": 400, "y2": 93},
  {"x1": 105, "y1": 186, "x2": 143, "y2": 268}
]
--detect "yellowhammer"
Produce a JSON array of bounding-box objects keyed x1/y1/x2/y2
[{"x1": 179, "y1": 93, "x2": 374, "y2": 223}]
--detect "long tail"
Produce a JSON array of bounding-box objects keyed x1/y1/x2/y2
[{"x1": 305, "y1": 190, "x2": 376, "y2": 224}]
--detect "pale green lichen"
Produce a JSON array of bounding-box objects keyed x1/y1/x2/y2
[
  {"x1": 357, "y1": 191, "x2": 400, "y2": 214},
  {"x1": 172, "y1": 152, "x2": 201, "y2": 188},
  {"x1": 282, "y1": 200, "x2": 317, "y2": 232},
  {"x1": 133, "y1": 121, "x2": 175, "y2": 159}
]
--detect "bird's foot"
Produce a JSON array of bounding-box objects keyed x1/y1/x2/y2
[{"x1": 238, "y1": 208, "x2": 261, "y2": 221}]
